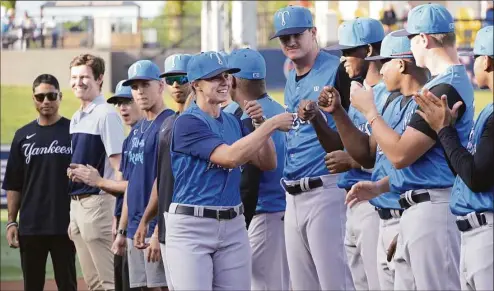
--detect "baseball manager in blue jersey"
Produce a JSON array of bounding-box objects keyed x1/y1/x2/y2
[
  {"x1": 165, "y1": 51, "x2": 294, "y2": 290},
  {"x1": 349, "y1": 3, "x2": 475, "y2": 290},
  {"x1": 414, "y1": 26, "x2": 494, "y2": 291},
  {"x1": 228, "y1": 48, "x2": 290, "y2": 291},
  {"x1": 271, "y1": 5, "x2": 354, "y2": 290}
]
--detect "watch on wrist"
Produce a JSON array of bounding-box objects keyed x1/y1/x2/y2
[
  {"x1": 117, "y1": 229, "x2": 127, "y2": 237},
  {"x1": 253, "y1": 116, "x2": 267, "y2": 127}
]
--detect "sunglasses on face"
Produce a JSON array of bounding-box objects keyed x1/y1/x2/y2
[
  {"x1": 34, "y1": 92, "x2": 59, "y2": 102},
  {"x1": 165, "y1": 75, "x2": 189, "y2": 86},
  {"x1": 114, "y1": 99, "x2": 134, "y2": 107}
]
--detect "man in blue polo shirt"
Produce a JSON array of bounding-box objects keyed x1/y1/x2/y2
[
  {"x1": 112, "y1": 60, "x2": 173, "y2": 290},
  {"x1": 67, "y1": 53, "x2": 125, "y2": 291}
]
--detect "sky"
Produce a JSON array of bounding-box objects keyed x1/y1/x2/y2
[{"x1": 14, "y1": 1, "x2": 164, "y2": 18}]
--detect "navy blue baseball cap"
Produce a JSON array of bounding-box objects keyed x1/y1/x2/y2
[
  {"x1": 392, "y1": 4, "x2": 455, "y2": 37},
  {"x1": 325, "y1": 18, "x2": 385, "y2": 51},
  {"x1": 366, "y1": 33, "x2": 413, "y2": 61},
  {"x1": 122, "y1": 60, "x2": 162, "y2": 86},
  {"x1": 107, "y1": 80, "x2": 133, "y2": 104},
  {"x1": 186, "y1": 51, "x2": 240, "y2": 82},
  {"x1": 270, "y1": 5, "x2": 314, "y2": 40},
  {"x1": 160, "y1": 54, "x2": 192, "y2": 78},
  {"x1": 459, "y1": 26, "x2": 493, "y2": 57},
  {"x1": 228, "y1": 48, "x2": 266, "y2": 80}
]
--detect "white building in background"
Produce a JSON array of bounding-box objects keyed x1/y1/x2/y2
[{"x1": 40, "y1": 1, "x2": 141, "y2": 49}]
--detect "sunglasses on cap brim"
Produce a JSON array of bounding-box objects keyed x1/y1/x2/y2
[
  {"x1": 165, "y1": 75, "x2": 189, "y2": 86},
  {"x1": 34, "y1": 92, "x2": 59, "y2": 102}
]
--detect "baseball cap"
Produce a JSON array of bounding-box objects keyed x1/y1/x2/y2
[
  {"x1": 122, "y1": 60, "x2": 162, "y2": 86},
  {"x1": 270, "y1": 5, "x2": 313, "y2": 40},
  {"x1": 325, "y1": 18, "x2": 385, "y2": 51},
  {"x1": 366, "y1": 33, "x2": 413, "y2": 61},
  {"x1": 160, "y1": 54, "x2": 192, "y2": 78},
  {"x1": 459, "y1": 26, "x2": 493, "y2": 57},
  {"x1": 228, "y1": 48, "x2": 266, "y2": 80},
  {"x1": 392, "y1": 3, "x2": 455, "y2": 37},
  {"x1": 107, "y1": 80, "x2": 132, "y2": 104},
  {"x1": 186, "y1": 51, "x2": 240, "y2": 82}
]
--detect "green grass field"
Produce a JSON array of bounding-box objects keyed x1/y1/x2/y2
[{"x1": 0, "y1": 85, "x2": 492, "y2": 144}]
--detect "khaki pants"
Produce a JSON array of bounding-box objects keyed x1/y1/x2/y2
[{"x1": 70, "y1": 194, "x2": 115, "y2": 291}]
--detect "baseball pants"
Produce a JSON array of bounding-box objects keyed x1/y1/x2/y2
[
  {"x1": 459, "y1": 212, "x2": 493, "y2": 291},
  {"x1": 344, "y1": 201, "x2": 380, "y2": 290},
  {"x1": 69, "y1": 193, "x2": 115, "y2": 291},
  {"x1": 284, "y1": 174, "x2": 355, "y2": 291},
  {"x1": 165, "y1": 203, "x2": 251, "y2": 290},
  {"x1": 393, "y1": 188, "x2": 461, "y2": 290},
  {"x1": 376, "y1": 214, "x2": 401, "y2": 290},
  {"x1": 248, "y1": 211, "x2": 290, "y2": 290},
  {"x1": 19, "y1": 234, "x2": 77, "y2": 291}
]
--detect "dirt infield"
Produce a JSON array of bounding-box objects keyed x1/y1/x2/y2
[{"x1": 1, "y1": 278, "x2": 88, "y2": 291}]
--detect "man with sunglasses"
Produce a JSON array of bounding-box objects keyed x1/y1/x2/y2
[
  {"x1": 3, "y1": 74, "x2": 77, "y2": 291},
  {"x1": 112, "y1": 60, "x2": 173, "y2": 290},
  {"x1": 270, "y1": 5, "x2": 353, "y2": 290},
  {"x1": 413, "y1": 26, "x2": 493, "y2": 291},
  {"x1": 72, "y1": 80, "x2": 143, "y2": 291},
  {"x1": 348, "y1": 4, "x2": 474, "y2": 289}
]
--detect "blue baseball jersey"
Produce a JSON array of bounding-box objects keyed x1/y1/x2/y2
[
  {"x1": 171, "y1": 103, "x2": 249, "y2": 206},
  {"x1": 114, "y1": 123, "x2": 140, "y2": 217},
  {"x1": 388, "y1": 65, "x2": 474, "y2": 193},
  {"x1": 126, "y1": 109, "x2": 174, "y2": 238},
  {"x1": 338, "y1": 82, "x2": 391, "y2": 190},
  {"x1": 369, "y1": 95, "x2": 411, "y2": 210},
  {"x1": 284, "y1": 51, "x2": 341, "y2": 180},
  {"x1": 450, "y1": 103, "x2": 493, "y2": 216},
  {"x1": 223, "y1": 101, "x2": 240, "y2": 115},
  {"x1": 240, "y1": 95, "x2": 286, "y2": 213}
]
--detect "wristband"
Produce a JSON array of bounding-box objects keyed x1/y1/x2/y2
[
  {"x1": 117, "y1": 229, "x2": 127, "y2": 237},
  {"x1": 252, "y1": 116, "x2": 267, "y2": 128},
  {"x1": 6, "y1": 222, "x2": 18, "y2": 231},
  {"x1": 369, "y1": 115, "x2": 381, "y2": 127}
]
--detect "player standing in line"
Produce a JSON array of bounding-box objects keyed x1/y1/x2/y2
[
  {"x1": 67, "y1": 54, "x2": 125, "y2": 291},
  {"x1": 72, "y1": 80, "x2": 143, "y2": 291},
  {"x1": 3, "y1": 74, "x2": 77, "y2": 291},
  {"x1": 317, "y1": 18, "x2": 388, "y2": 291},
  {"x1": 165, "y1": 51, "x2": 293, "y2": 290},
  {"x1": 228, "y1": 48, "x2": 290, "y2": 290},
  {"x1": 414, "y1": 26, "x2": 493, "y2": 291},
  {"x1": 320, "y1": 34, "x2": 429, "y2": 290},
  {"x1": 270, "y1": 5, "x2": 354, "y2": 290},
  {"x1": 347, "y1": 4, "x2": 475, "y2": 290},
  {"x1": 133, "y1": 54, "x2": 192, "y2": 288},
  {"x1": 112, "y1": 60, "x2": 173, "y2": 290}
]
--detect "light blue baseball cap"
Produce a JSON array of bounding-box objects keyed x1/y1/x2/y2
[
  {"x1": 161, "y1": 54, "x2": 192, "y2": 78},
  {"x1": 392, "y1": 3, "x2": 455, "y2": 37},
  {"x1": 228, "y1": 48, "x2": 266, "y2": 80},
  {"x1": 122, "y1": 60, "x2": 162, "y2": 86},
  {"x1": 107, "y1": 80, "x2": 132, "y2": 104},
  {"x1": 459, "y1": 26, "x2": 493, "y2": 57},
  {"x1": 366, "y1": 33, "x2": 413, "y2": 61},
  {"x1": 270, "y1": 5, "x2": 313, "y2": 39},
  {"x1": 325, "y1": 18, "x2": 385, "y2": 51},
  {"x1": 186, "y1": 51, "x2": 240, "y2": 82}
]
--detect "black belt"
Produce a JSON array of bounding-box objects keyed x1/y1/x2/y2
[
  {"x1": 398, "y1": 191, "x2": 430, "y2": 209},
  {"x1": 282, "y1": 177, "x2": 323, "y2": 195},
  {"x1": 174, "y1": 205, "x2": 244, "y2": 220},
  {"x1": 70, "y1": 194, "x2": 94, "y2": 200},
  {"x1": 456, "y1": 213, "x2": 488, "y2": 232},
  {"x1": 376, "y1": 208, "x2": 404, "y2": 220}
]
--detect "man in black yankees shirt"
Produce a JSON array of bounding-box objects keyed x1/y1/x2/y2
[{"x1": 2, "y1": 74, "x2": 77, "y2": 291}]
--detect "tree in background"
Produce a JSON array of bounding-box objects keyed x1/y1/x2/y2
[{"x1": 1, "y1": 0, "x2": 16, "y2": 10}]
